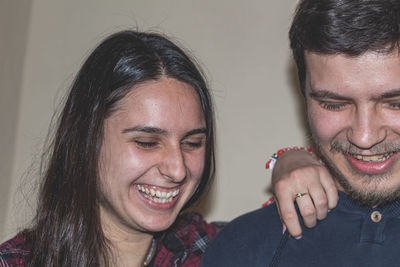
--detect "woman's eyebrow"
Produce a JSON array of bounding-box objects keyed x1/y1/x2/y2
[
  {"x1": 183, "y1": 128, "x2": 207, "y2": 139},
  {"x1": 122, "y1": 126, "x2": 206, "y2": 138},
  {"x1": 122, "y1": 126, "x2": 168, "y2": 135}
]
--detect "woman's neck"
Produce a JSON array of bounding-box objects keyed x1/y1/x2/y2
[
  {"x1": 100, "y1": 209, "x2": 154, "y2": 267},
  {"x1": 108, "y1": 231, "x2": 153, "y2": 267}
]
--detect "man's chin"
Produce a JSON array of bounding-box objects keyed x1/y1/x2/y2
[
  {"x1": 319, "y1": 153, "x2": 400, "y2": 207},
  {"x1": 312, "y1": 138, "x2": 400, "y2": 206},
  {"x1": 334, "y1": 173, "x2": 400, "y2": 207}
]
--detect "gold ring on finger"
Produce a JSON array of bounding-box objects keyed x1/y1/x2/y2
[{"x1": 295, "y1": 192, "x2": 308, "y2": 199}]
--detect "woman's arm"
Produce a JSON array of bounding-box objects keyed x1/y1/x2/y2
[{"x1": 271, "y1": 149, "x2": 338, "y2": 237}]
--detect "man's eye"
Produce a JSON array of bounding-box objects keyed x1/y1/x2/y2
[
  {"x1": 135, "y1": 141, "x2": 158, "y2": 148},
  {"x1": 388, "y1": 102, "x2": 400, "y2": 109},
  {"x1": 320, "y1": 102, "x2": 348, "y2": 111}
]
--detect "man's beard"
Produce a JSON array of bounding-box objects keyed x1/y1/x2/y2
[{"x1": 311, "y1": 135, "x2": 400, "y2": 207}]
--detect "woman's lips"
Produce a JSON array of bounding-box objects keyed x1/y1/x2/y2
[{"x1": 135, "y1": 184, "x2": 181, "y2": 210}]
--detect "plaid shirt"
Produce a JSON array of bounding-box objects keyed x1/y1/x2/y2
[
  {"x1": 0, "y1": 232, "x2": 29, "y2": 267},
  {"x1": 153, "y1": 212, "x2": 224, "y2": 267},
  {"x1": 0, "y1": 213, "x2": 223, "y2": 267}
]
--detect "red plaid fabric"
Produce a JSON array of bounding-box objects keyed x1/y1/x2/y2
[
  {"x1": 153, "y1": 212, "x2": 224, "y2": 267},
  {"x1": 0, "y1": 233, "x2": 29, "y2": 267},
  {"x1": 0, "y1": 213, "x2": 223, "y2": 267}
]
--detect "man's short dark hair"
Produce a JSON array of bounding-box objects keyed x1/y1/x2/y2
[{"x1": 289, "y1": 0, "x2": 400, "y2": 94}]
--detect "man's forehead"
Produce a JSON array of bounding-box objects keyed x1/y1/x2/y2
[
  {"x1": 304, "y1": 50, "x2": 400, "y2": 97},
  {"x1": 304, "y1": 48, "x2": 400, "y2": 73},
  {"x1": 304, "y1": 50, "x2": 397, "y2": 64}
]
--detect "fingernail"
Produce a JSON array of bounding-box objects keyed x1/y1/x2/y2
[{"x1": 295, "y1": 235, "x2": 303, "y2": 240}]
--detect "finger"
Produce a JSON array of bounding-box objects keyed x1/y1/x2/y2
[
  {"x1": 307, "y1": 182, "x2": 329, "y2": 221},
  {"x1": 274, "y1": 200, "x2": 287, "y2": 234},
  {"x1": 274, "y1": 185, "x2": 303, "y2": 237},
  {"x1": 296, "y1": 194, "x2": 317, "y2": 228},
  {"x1": 319, "y1": 168, "x2": 338, "y2": 210}
]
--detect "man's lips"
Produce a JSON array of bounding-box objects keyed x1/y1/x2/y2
[
  {"x1": 346, "y1": 152, "x2": 398, "y2": 174},
  {"x1": 351, "y1": 152, "x2": 394, "y2": 162}
]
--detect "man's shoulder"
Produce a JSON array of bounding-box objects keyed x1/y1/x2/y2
[
  {"x1": 217, "y1": 203, "x2": 283, "y2": 239},
  {"x1": 200, "y1": 203, "x2": 284, "y2": 267},
  {"x1": 0, "y1": 232, "x2": 31, "y2": 266}
]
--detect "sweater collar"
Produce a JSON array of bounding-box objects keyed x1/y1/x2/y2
[{"x1": 337, "y1": 190, "x2": 400, "y2": 218}]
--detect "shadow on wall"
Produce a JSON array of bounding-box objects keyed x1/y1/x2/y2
[
  {"x1": 265, "y1": 58, "x2": 309, "y2": 195},
  {"x1": 194, "y1": 58, "x2": 310, "y2": 216},
  {"x1": 0, "y1": 0, "x2": 33, "y2": 242}
]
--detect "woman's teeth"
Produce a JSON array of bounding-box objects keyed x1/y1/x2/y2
[
  {"x1": 137, "y1": 184, "x2": 179, "y2": 203},
  {"x1": 352, "y1": 152, "x2": 393, "y2": 162}
]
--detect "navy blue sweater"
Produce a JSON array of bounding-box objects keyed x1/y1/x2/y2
[{"x1": 200, "y1": 191, "x2": 400, "y2": 267}]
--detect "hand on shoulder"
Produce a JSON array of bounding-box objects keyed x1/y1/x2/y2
[{"x1": 270, "y1": 148, "x2": 338, "y2": 237}]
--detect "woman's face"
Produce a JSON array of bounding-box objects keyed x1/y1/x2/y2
[{"x1": 99, "y1": 77, "x2": 206, "y2": 233}]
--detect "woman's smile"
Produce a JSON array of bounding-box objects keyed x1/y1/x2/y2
[{"x1": 99, "y1": 77, "x2": 206, "y2": 233}]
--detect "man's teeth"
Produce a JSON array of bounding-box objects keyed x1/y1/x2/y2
[
  {"x1": 137, "y1": 185, "x2": 179, "y2": 203},
  {"x1": 352, "y1": 152, "x2": 393, "y2": 162}
]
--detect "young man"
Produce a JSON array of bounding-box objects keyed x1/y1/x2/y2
[{"x1": 200, "y1": 0, "x2": 400, "y2": 266}]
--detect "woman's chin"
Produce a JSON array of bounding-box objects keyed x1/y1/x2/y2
[{"x1": 138, "y1": 216, "x2": 177, "y2": 233}]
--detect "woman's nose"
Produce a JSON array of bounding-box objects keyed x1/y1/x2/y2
[{"x1": 158, "y1": 146, "x2": 187, "y2": 182}]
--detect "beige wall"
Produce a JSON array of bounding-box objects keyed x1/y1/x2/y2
[
  {"x1": 0, "y1": 0, "x2": 32, "y2": 241},
  {"x1": 0, "y1": 0, "x2": 307, "y2": 242}
]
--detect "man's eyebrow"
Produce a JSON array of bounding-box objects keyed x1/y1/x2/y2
[
  {"x1": 308, "y1": 89, "x2": 352, "y2": 101},
  {"x1": 183, "y1": 128, "x2": 207, "y2": 139},
  {"x1": 122, "y1": 126, "x2": 168, "y2": 135},
  {"x1": 375, "y1": 89, "x2": 400, "y2": 100},
  {"x1": 309, "y1": 88, "x2": 400, "y2": 101}
]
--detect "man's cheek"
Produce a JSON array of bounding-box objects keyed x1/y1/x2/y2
[{"x1": 309, "y1": 112, "x2": 347, "y2": 144}]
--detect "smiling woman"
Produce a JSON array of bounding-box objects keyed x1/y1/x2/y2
[
  {"x1": 99, "y1": 78, "x2": 208, "y2": 235},
  {"x1": 0, "y1": 29, "x2": 336, "y2": 267},
  {"x1": 0, "y1": 30, "x2": 217, "y2": 267}
]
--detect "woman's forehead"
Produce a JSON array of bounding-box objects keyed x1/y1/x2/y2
[{"x1": 107, "y1": 77, "x2": 205, "y2": 131}]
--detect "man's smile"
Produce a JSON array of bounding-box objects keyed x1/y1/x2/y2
[
  {"x1": 345, "y1": 152, "x2": 398, "y2": 175},
  {"x1": 350, "y1": 152, "x2": 394, "y2": 162}
]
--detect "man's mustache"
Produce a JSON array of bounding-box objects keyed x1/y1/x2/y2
[{"x1": 330, "y1": 140, "x2": 400, "y2": 155}]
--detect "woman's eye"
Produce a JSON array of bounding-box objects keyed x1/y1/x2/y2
[
  {"x1": 181, "y1": 140, "x2": 204, "y2": 150},
  {"x1": 135, "y1": 141, "x2": 158, "y2": 148},
  {"x1": 320, "y1": 101, "x2": 348, "y2": 111}
]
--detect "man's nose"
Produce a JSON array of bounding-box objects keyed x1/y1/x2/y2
[{"x1": 347, "y1": 107, "x2": 387, "y2": 150}]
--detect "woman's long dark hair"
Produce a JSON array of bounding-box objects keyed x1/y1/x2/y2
[{"x1": 27, "y1": 30, "x2": 215, "y2": 267}]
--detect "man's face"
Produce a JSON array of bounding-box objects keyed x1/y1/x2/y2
[{"x1": 305, "y1": 51, "x2": 400, "y2": 206}]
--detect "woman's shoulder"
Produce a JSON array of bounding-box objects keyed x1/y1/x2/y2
[
  {"x1": 0, "y1": 232, "x2": 31, "y2": 266},
  {"x1": 170, "y1": 212, "x2": 225, "y2": 241},
  {"x1": 153, "y1": 212, "x2": 225, "y2": 267}
]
